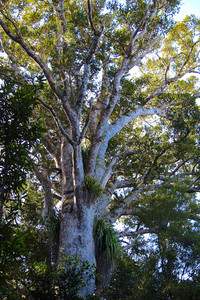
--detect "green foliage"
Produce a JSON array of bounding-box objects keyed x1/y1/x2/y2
[
  {"x1": 105, "y1": 182, "x2": 200, "y2": 299},
  {"x1": 44, "y1": 210, "x2": 60, "y2": 232},
  {"x1": 23, "y1": 255, "x2": 94, "y2": 300},
  {"x1": 0, "y1": 218, "x2": 49, "y2": 299},
  {"x1": 84, "y1": 175, "x2": 104, "y2": 198},
  {"x1": 103, "y1": 252, "x2": 139, "y2": 300},
  {"x1": 0, "y1": 79, "x2": 47, "y2": 296},
  {"x1": 0, "y1": 254, "x2": 94, "y2": 299},
  {"x1": 105, "y1": 246, "x2": 200, "y2": 300},
  {"x1": 94, "y1": 217, "x2": 119, "y2": 263},
  {"x1": 0, "y1": 79, "x2": 44, "y2": 202}
]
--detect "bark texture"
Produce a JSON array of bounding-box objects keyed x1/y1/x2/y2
[{"x1": 59, "y1": 204, "x2": 96, "y2": 296}]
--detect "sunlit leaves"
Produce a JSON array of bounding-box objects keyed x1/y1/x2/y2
[{"x1": 0, "y1": 80, "x2": 43, "y2": 199}]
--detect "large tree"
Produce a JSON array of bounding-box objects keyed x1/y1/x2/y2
[{"x1": 0, "y1": 0, "x2": 200, "y2": 296}]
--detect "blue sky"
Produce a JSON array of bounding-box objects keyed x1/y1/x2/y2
[{"x1": 176, "y1": 0, "x2": 200, "y2": 20}]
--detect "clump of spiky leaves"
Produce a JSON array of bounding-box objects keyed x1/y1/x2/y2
[
  {"x1": 94, "y1": 217, "x2": 120, "y2": 263},
  {"x1": 94, "y1": 218, "x2": 120, "y2": 289},
  {"x1": 84, "y1": 175, "x2": 104, "y2": 198}
]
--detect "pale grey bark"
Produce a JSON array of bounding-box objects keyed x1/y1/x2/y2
[
  {"x1": 60, "y1": 136, "x2": 74, "y2": 200},
  {"x1": 59, "y1": 203, "x2": 96, "y2": 296}
]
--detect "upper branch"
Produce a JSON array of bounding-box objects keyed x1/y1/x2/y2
[
  {"x1": 107, "y1": 105, "x2": 167, "y2": 141},
  {"x1": 143, "y1": 130, "x2": 191, "y2": 183},
  {"x1": 120, "y1": 228, "x2": 154, "y2": 238},
  {"x1": 75, "y1": 0, "x2": 103, "y2": 113},
  {"x1": 146, "y1": 50, "x2": 200, "y2": 103},
  {"x1": 143, "y1": 145, "x2": 171, "y2": 183},
  {"x1": 38, "y1": 96, "x2": 75, "y2": 146},
  {"x1": 42, "y1": 134, "x2": 61, "y2": 168},
  {"x1": 57, "y1": 0, "x2": 68, "y2": 33},
  {"x1": 0, "y1": 34, "x2": 19, "y2": 73},
  {"x1": 100, "y1": 150, "x2": 140, "y2": 188},
  {"x1": 128, "y1": 0, "x2": 158, "y2": 52},
  {"x1": 94, "y1": 2, "x2": 160, "y2": 139},
  {"x1": 87, "y1": 0, "x2": 98, "y2": 35},
  {"x1": 179, "y1": 41, "x2": 200, "y2": 74},
  {"x1": 76, "y1": 33, "x2": 101, "y2": 112},
  {"x1": 122, "y1": 228, "x2": 156, "y2": 250},
  {"x1": 79, "y1": 103, "x2": 93, "y2": 143},
  {"x1": 0, "y1": 18, "x2": 62, "y2": 99}
]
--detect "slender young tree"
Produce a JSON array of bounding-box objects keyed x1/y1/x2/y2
[{"x1": 1, "y1": 0, "x2": 200, "y2": 296}]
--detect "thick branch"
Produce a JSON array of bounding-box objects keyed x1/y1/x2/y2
[
  {"x1": 123, "y1": 229, "x2": 155, "y2": 250},
  {"x1": 107, "y1": 183, "x2": 164, "y2": 222},
  {"x1": 120, "y1": 229, "x2": 154, "y2": 238},
  {"x1": 112, "y1": 179, "x2": 136, "y2": 189},
  {"x1": 57, "y1": 0, "x2": 68, "y2": 33},
  {"x1": 108, "y1": 104, "x2": 167, "y2": 141},
  {"x1": 100, "y1": 150, "x2": 140, "y2": 188},
  {"x1": 107, "y1": 202, "x2": 134, "y2": 223},
  {"x1": 87, "y1": 0, "x2": 98, "y2": 35},
  {"x1": 189, "y1": 213, "x2": 200, "y2": 221},
  {"x1": 98, "y1": 0, "x2": 158, "y2": 121},
  {"x1": 171, "y1": 157, "x2": 192, "y2": 175},
  {"x1": 95, "y1": 46, "x2": 199, "y2": 176},
  {"x1": 79, "y1": 104, "x2": 93, "y2": 142},
  {"x1": 38, "y1": 96, "x2": 75, "y2": 146},
  {"x1": 86, "y1": 4, "x2": 163, "y2": 174},
  {"x1": 0, "y1": 19, "x2": 62, "y2": 99},
  {"x1": 88, "y1": 104, "x2": 167, "y2": 175},
  {"x1": 42, "y1": 134, "x2": 61, "y2": 168},
  {"x1": 146, "y1": 61, "x2": 200, "y2": 103}
]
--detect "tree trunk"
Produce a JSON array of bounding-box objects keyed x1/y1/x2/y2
[
  {"x1": 95, "y1": 253, "x2": 113, "y2": 295},
  {"x1": 58, "y1": 200, "x2": 96, "y2": 297},
  {"x1": 57, "y1": 136, "x2": 96, "y2": 296}
]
